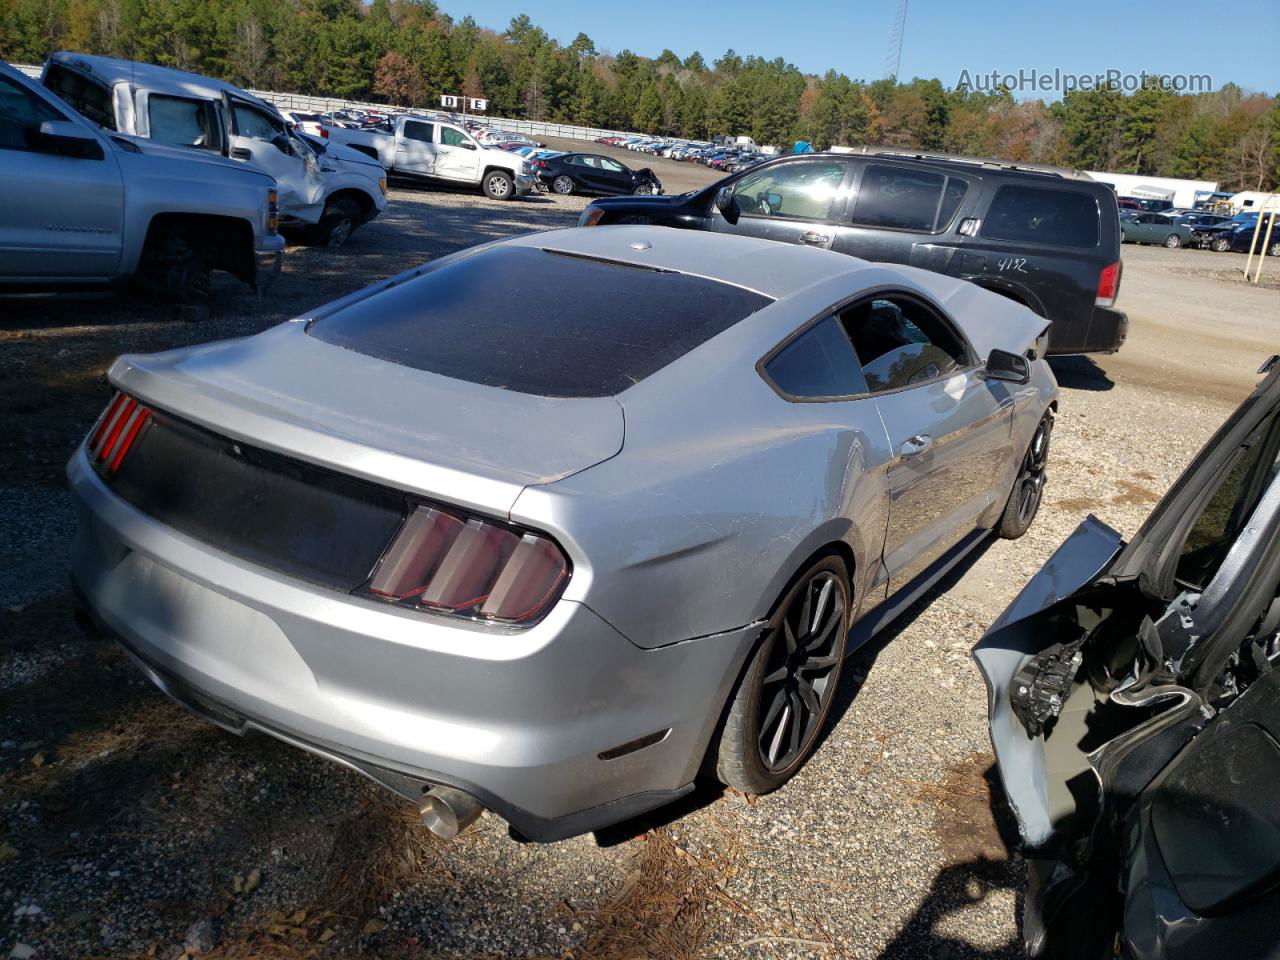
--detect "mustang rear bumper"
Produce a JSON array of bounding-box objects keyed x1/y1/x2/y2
[{"x1": 67, "y1": 447, "x2": 760, "y2": 840}]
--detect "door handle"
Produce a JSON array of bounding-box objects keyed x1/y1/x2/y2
[
  {"x1": 898, "y1": 435, "x2": 933, "y2": 457},
  {"x1": 799, "y1": 231, "x2": 830, "y2": 245},
  {"x1": 230, "y1": 146, "x2": 252, "y2": 160}
]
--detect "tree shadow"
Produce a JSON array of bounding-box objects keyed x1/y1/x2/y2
[{"x1": 1048, "y1": 355, "x2": 1115, "y2": 392}]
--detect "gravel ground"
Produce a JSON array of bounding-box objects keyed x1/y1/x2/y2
[{"x1": 1, "y1": 176, "x2": 1275, "y2": 960}]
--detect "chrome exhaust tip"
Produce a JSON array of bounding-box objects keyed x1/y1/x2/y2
[{"x1": 419, "y1": 785, "x2": 484, "y2": 839}]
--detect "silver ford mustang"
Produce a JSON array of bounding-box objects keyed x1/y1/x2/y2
[{"x1": 69, "y1": 226, "x2": 1056, "y2": 841}]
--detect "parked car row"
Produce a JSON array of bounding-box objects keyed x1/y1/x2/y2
[
  {"x1": 594, "y1": 133, "x2": 772, "y2": 173},
  {"x1": 1120, "y1": 208, "x2": 1280, "y2": 255}
]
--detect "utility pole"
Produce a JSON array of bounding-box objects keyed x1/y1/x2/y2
[{"x1": 884, "y1": 0, "x2": 908, "y2": 80}]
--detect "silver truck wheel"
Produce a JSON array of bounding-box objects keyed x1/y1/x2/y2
[{"x1": 484, "y1": 171, "x2": 513, "y2": 200}]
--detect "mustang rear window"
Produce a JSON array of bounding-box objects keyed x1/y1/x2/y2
[{"x1": 306, "y1": 246, "x2": 774, "y2": 397}]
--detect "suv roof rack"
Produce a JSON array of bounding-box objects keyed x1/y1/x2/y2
[{"x1": 829, "y1": 145, "x2": 1092, "y2": 182}]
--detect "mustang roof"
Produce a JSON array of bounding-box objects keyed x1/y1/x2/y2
[{"x1": 508, "y1": 225, "x2": 885, "y2": 301}]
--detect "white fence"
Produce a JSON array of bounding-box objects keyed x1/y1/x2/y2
[
  {"x1": 244, "y1": 88, "x2": 636, "y2": 144},
  {"x1": 14, "y1": 64, "x2": 637, "y2": 144}
]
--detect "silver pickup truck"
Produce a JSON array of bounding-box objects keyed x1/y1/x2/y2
[
  {"x1": 328, "y1": 114, "x2": 538, "y2": 200},
  {"x1": 0, "y1": 61, "x2": 283, "y2": 299},
  {"x1": 43, "y1": 52, "x2": 387, "y2": 247}
]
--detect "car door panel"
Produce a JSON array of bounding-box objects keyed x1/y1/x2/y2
[
  {"x1": 876, "y1": 373, "x2": 1013, "y2": 589},
  {"x1": 831, "y1": 161, "x2": 970, "y2": 274},
  {"x1": 228, "y1": 97, "x2": 323, "y2": 218},
  {"x1": 709, "y1": 158, "x2": 851, "y2": 249},
  {"x1": 0, "y1": 73, "x2": 124, "y2": 279},
  {"x1": 435, "y1": 125, "x2": 479, "y2": 181},
  {"x1": 393, "y1": 118, "x2": 436, "y2": 176}
]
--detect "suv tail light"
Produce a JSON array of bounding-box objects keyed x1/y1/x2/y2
[
  {"x1": 1096, "y1": 261, "x2": 1121, "y2": 307},
  {"x1": 87, "y1": 391, "x2": 151, "y2": 475},
  {"x1": 364, "y1": 504, "x2": 569, "y2": 625}
]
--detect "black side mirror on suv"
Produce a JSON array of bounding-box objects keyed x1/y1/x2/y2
[
  {"x1": 982, "y1": 348, "x2": 1031, "y2": 384},
  {"x1": 715, "y1": 185, "x2": 741, "y2": 225}
]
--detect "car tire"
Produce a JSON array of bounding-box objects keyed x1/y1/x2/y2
[
  {"x1": 306, "y1": 197, "x2": 359, "y2": 248},
  {"x1": 483, "y1": 170, "x2": 514, "y2": 200},
  {"x1": 140, "y1": 225, "x2": 211, "y2": 305},
  {"x1": 714, "y1": 555, "x2": 850, "y2": 795},
  {"x1": 1164, "y1": 233, "x2": 1182, "y2": 249},
  {"x1": 633, "y1": 182, "x2": 653, "y2": 196},
  {"x1": 1211, "y1": 236, "x2": 1231, "y2": 252},
  {"x1": 998, "y1": 410, "x2": 1054, "y2": 539},
  {"x1": 1269, "y1": 241, "x2": 1280, "y2": 257},
  {"x1": 551, "y1": 175, "x2": 574, "y2": 195}
]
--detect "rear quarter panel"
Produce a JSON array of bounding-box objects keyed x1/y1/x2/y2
[{"x1": 511, "y1": 292, "x2": 898, "y2": 649}]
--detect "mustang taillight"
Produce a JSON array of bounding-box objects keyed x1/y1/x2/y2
[
  {"x1": 364, "y1": 504, "x2": 569, "y2": 625},
  {"x1": 87, "y1": 391, "x2": 151, "y2": 475}
]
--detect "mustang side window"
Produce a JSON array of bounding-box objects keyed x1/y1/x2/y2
[
  {"x1": 841, "y1": 298, "x2": 967, "y2": 393},
  {"x1": 763, "y1": 315, "x2": 868, "y2": 399}
]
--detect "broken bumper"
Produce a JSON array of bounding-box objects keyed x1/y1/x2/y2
[
  {"x1": 515, "y1": 173, "x2": 541, "y2": 196},
  {"x1": 67, "y1": 447, "x2": 758, "y2": 840}
]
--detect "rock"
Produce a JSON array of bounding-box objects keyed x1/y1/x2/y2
[
  {"x1": 318, "y1": 928, "x2": 336, "y2": 943},
  {"x1": 361, "y1": 919, "x2": 386, "y2": 935},
  {"x1": 242, "y1": 868, "x2": 261, "y2": 894},
  {"x1": 8, "y1": 944, "x2": 36, "y2": 960},
  {"x1": 0, "y1": 842, "x2": 17, "y2": 863},
  {"x1": 183, "y1": 918, "x2": 215, "y2": 955}
]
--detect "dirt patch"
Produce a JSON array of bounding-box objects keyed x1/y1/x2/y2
[
  {"x1": 1052, "y1": 496, "x2": 1101, "y2": 512},
  {"x1": 1111, "y1": 479, "x2": 1159, "y2": 506},
  {"x1": 916, "y1": 753, "x2": 1012, "y2": 867}
]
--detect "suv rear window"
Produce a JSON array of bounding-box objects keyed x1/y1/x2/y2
[
  {"x1": 981, "y1": 185, "x2": 1100, "y2": 248},
  {"x1": 307, "y1": 245, "x2": 774, "y2": 397}
]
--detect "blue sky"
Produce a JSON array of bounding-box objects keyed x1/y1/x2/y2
[{"x1": 442, "y1": 0, "x2": 1280, "y2": 98}]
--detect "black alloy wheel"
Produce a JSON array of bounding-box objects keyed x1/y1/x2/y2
[
  {"x1": 998, "y1": 410, "x2": 1053, "y2": 539},
  {"x1": 714, "y1": 555, "x2": 850, "y2": 794}
]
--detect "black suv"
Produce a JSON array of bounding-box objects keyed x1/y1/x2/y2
[{"x1": 579, "y1": 151, "x2": 1127, "y2": 355}]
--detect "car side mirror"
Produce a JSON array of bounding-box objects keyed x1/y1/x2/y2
[
  {"x1": 460, "y1": 141, "x2": 478, "y2": 150},
  {"x1": 983, "y1": 348, "x2": 1031, "y2": 384},
  {"x1": 715, "y1": 186, "x2": 740, "y2": 224},
  {"x1": 270, "y1": 133, "x2": 292, "y2": 155},
  {"x1": 31, "y1": 120, "x2": 102, "y2": 159}
]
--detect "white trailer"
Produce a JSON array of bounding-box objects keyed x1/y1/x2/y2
[{"x1": 1085, "y1": 171, "x2": 1218, "y2": 210}]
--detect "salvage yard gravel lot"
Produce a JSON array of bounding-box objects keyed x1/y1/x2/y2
[{"x1": 2, "y1": 168, "x2": 1278, "y2": 959}]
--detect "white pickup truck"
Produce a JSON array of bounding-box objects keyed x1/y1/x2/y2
[
  {"x1": 328, "y1": 115, "x2": 538, "y2": 200},
  {"x1": 1, "y1": 60, "x2": 282, "y2": 300},
  {"x1": 43, "y1": 52, "x2": 387, "y2": 247}
]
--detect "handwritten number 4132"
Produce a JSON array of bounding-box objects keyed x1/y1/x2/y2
[{"x1": 996, "y1": 257, "x2": 1028, "y2": 273}]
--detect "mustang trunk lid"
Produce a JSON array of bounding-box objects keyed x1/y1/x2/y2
[{"x1": 105, "y1": 321, "x2": 625, "y2": 518}]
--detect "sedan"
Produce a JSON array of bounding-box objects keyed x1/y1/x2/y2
[
  {"x1": 976, "y1": 356, "x2": 1280, "y2": 959},
  {"x1": 534, "y1": 152, "x2": 662, "y2": 196},
  {"x1": 70, "y1": 227, "x2": 1054, "y2": 842},
  {"x1": 1121, "y1": 212, "x2": 1193, "y2": 248}
]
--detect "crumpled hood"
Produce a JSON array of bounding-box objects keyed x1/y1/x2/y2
[
  {"x1": 106, "y1": 321, "x2": 624, "y2": 517},
  {"x1": 940, "y1": 279, "x2": 1051, "y2": 359}
]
